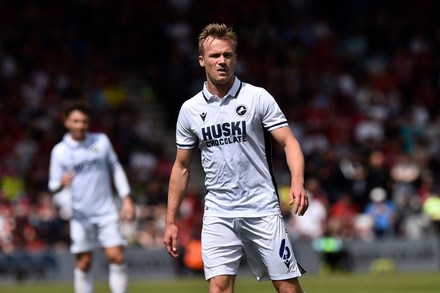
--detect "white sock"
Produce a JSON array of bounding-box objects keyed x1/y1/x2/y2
[
  {"x1": 109, "y1": 263, "x2": 128, "y2": 293},
  {"x1": 74, "y1": 267, "x2": 93, "y2": 293}
]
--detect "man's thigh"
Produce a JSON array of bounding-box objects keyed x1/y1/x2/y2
[
  {"x1": 70, "y1": 219, "x2": 96, "y2": 254},
  {"x1": 202, "y1": 216, "x2": 243, "y2": 280},
  {"x1": 96, "y1": 219, "x2": 127, "y2": 248},
  {"x1": 239, "y1": 215, "x2": 303, "y2": 281}
]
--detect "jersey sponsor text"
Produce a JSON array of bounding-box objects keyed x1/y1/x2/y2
[{"x1": 202, "y1": 121, "x2": 247, "y2": 147}]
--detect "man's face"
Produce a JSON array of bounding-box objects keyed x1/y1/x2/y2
[
  {"x1": 64, "y1": 110, "x2": 89, "y2": 141},
  {"x1": 199, "y1": 37, "x2": 236, "y2": 86}
]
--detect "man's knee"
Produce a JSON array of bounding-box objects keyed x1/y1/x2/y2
[
  {"x1": 76, "y1": 252, "x2": 93, "y2": 272},
  {"x1": 105, "y1": 246, "x2": 125, "y2": 264},
  {"x1": 272, "y1": 277, "x2": 304, "y2": 293},
  {"x1": 209, "y1": 275, "x2": 235, "y2": 293}
]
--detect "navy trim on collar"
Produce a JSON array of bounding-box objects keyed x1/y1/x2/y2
[{"x1": 202, "y1": 77, "x2": 242, "y2": 102}]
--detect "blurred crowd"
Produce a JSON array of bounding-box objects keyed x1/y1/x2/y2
[{"x1": 1, "y1": 0, "x2": 440, "y2": 257}]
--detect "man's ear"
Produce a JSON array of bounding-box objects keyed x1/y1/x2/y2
[{"x1": 198, "y1": 56, "x2": 205, "y2": 67}]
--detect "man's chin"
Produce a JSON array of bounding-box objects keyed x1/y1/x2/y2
[
  {"x1": 214, "y1": 75, "x2": 232, "y2": 84},
  {"x1": 72, "y1": 133, "x2": 86, "y2": 141}
]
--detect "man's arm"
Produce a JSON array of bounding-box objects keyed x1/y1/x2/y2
[
  {"x1": 163, "y1": 148, "x2": 194, "y2": 258},
  {"x1": 120, "y1": 196, "x2": 135, "y2": 222},
  {"x1": 106, "y1": 134, "x2": 135, "y2": 221},
  {"x1": 48, "y1": 148, "x2": 74, "y2": 193},
  {"x1": 111, "y1": 162, "x2": 135, "y2": 221},
  {"x1": 271, "y1": 126, "x2": 308, "y2": 216}
]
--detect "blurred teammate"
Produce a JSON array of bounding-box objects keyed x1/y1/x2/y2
[
  {"x1": 48, "y1": 100, "x2": 135, "y2": 293},
  {"x1": 163, "y1": 23, "x2": 308, "y2": 293}
]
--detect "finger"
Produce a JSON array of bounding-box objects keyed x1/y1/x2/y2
[
  {"x1": 171, "y1": 247, "x2": 180, "y2": 257},
  {"x1": 289, "y1": 193, "x2": 295, "y2": 205},
  {"x1": 167, "y1": 241, "x2": 179, "y2": 258},
  {"x1": 164, "y1": 239, "x2": 173, "y2": 253},
  {"x1": 293, "y1": 192, "x2": 302, "y2": 215},
  {"x1": 295, "y1": 193, "x2": 307, "y2": 216},
  {"x1": 293, "y1": 197, "x2": 300, "y2": 215},
  {"x1": 299, "y1": 193, "x2": 309, "y2": 215},
  {"x1": 171, "y1": 237, "x2": 178, "y2": 253}
]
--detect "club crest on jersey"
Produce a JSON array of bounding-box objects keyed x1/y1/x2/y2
[{"x1": 235, "y1": 105, "x2": 247, "y2": 117}]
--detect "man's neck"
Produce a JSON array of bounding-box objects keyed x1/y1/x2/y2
[{"x1": 207, "y1": 79, "x2": 234, "y2": 99}]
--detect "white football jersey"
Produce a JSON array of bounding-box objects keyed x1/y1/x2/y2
[
  {"x1": 48, "y1": 132, "x2": 130, "y2": 223},
  {"x1": 176, "y1": 77, "x2": 288, "y2": 217}
]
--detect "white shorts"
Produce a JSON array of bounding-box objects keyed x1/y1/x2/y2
[
  {"x1": 70, "y1": 218, "x2": 127, "y2": 254},
  {"x1": 202, "y1": 214, "x2": 304, "y2": 281}
]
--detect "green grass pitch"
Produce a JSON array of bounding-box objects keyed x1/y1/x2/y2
[{"x1": 1, "y1": 271, "x2": 440, "y2": 293}]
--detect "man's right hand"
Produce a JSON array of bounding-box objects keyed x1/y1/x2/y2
[
  {"x1": 61, "y1": 171, "x2": 74, "y2": 187},
  {"x1": 163, "y1": 223, "x2": 180, "y2": 258}
]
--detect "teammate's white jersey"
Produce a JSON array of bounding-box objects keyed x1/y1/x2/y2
[
  {"x1": 176, "y1": 77, "x2": 288, "y2": 217},
  {"x1": 48, "y1": 132, "x2": 130, "y2": 223}
]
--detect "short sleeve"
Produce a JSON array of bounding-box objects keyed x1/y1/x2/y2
[
  {"x1": 176, "y1": 102, "x2": 198, "y2": 149},
  {"x1": 259, "y1": 88, "x2": 288, "y2": 132}
]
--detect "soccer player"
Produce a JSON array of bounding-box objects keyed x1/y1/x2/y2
[
  {"x1": 163, "y1": 23, "x2": 309, "y2": 293},
  {"x1": 48, "y1": 100, "x2": 135, "y2": 293}
]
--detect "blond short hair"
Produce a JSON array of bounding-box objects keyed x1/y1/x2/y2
[{"x1": 198, "y1": 23, "x2": 237, "y2": 56}]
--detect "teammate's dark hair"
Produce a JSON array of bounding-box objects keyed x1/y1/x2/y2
[{"x1": 63, "y1": 99, "x2": 91, "y2": 118}]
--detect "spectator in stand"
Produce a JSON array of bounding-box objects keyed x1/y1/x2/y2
[
  {"x1": 35, "y1": 191, "x2": 70, "y2": 249},
  {"x1": 0, "y1": 202, "x2": 15, "y2": 253},
  {"x1": 422, "y1": 192, "x2": 440, "y2": 236},
  {"x1": 365, "y1": 151, "x2": 391, "y2": 194},
  {"x1": 354, "y1": 110, "x2": 385, "y2": 149},
  {"x1": 328, "y1": 192, "x2": 360, "y2": 241},
  {"x1": 390, "y1": 152, "x2": 422, "y2": 231},
  {"x1": 365, "y1": 187, "x2": 397, "y2": 238},
  {"x1": 353, "y1": 214, "x2": 375, "y2": 242},
  {"x1": 339, "y1": 155, "x2": 368, "y2": 210}
]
